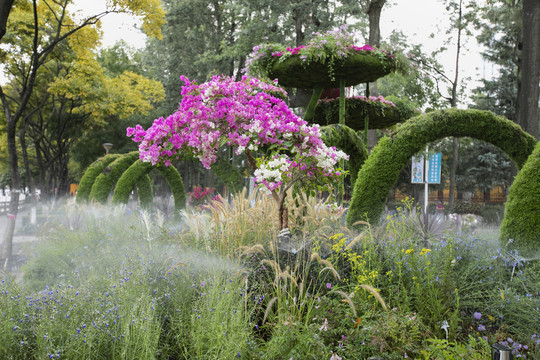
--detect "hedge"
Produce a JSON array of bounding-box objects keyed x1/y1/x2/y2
[
  {"x1": 89, "y1": 152, "x2": 140, "y2": 204},
  {"x1": 346, "y1": 109, "x2": 537, "y2": 228},
  {"x1": 112, "y1": 160, "x2": 186, "y2": 215},
  {"x1": 320, "y1": 124, "x2": 368, "y2": 188},
  {"x1": 76, "y1": 154, "x2": 122, "y2": 203},
  {"x1": 500, "y1": 140, "x2": 540, "y2": 256}
]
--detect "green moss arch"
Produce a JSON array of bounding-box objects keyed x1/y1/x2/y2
[
  {"x1": 76, "y1": 154, "x2": 122, "y2": 203},
  {"x1": 89, "y1": 152, "x2": 140, "y2": 204},
  {"x1": 346, "y1": 108, "x2": 537, "y2": 228},
  {"x1": 320, "y1": 124, "x2": 368, "y2": 187},
  {"x1": 112, "y1": 160, "x2": 186, "y2": 214},
  {"x1": 500, "y1": 140, "x2": 540, "y2": 255}
]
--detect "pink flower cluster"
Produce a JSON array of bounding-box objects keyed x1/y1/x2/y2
[
  {"x1": 286, "y1": 45, "x2": 306, "y2": 55},
  {"x1": 318, "y1": 95, "x2": 396, "y2": 107},
  {"x1": 187, "y1": 186, "x2": 215, "y2": 207},
  {"x1": 127, "y1": 75, "x2": 348, "y2": 195},
  {"x1": 350, "y1": 44, "x2": 375, "y2": 52}
]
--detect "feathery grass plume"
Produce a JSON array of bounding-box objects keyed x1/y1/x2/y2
[
  {"x1": 351, "y1": 220, "x2": 370, "y2": 227},
  {"x1": 311, "y1": 252, "x2": 341, "y2": 281},
  {"x1": 319, "y1": 266, "x2": 341, "y2": 281},
  {"x1": 332, "y1": 290, "x2": 357, "y2": 318},
  {"x1": 262, "y1": 259, "x2": 282, "y2": 276},
  {"x1": 358, "y1": 284, "x2": 387, "y2": 310},
  {"x1": 345, "y1": 230, "x2": 367, "y2": 250},
  {"x1": 279, "y1": 270, "x2": 298, "y2": 286},
  {"x1": 263, "y1": 296, "x2": 279, "y2": 324},
  {"x1": 239, "y1": 244, "x2": 266, "y2": 257}
]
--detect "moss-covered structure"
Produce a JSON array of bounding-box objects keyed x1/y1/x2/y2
[
  {"x1": 112, "y1": 160, "x2": 186, "y2": 214},
  {"x1": 320, "y1": 124, "x2": 368, "y2": 187},
  {"x1": 76, "y1": 154, "x2": 122, "y2": 203},
  {"x1": 268, "y1": 52, "x2": 395, "y2": 89},
  {"x1": 89, "y1": 152, "x2": 140, "y2": 204},
  {"x1": 134, "y1": 174, "x2": 154, "y2": 209},
  {"x1": 499, "y1": 140, "x2": 540, "y2": 255},
  {"x1": 313, "y1": 97, "x2": 402, "y2": 130},
  {"x1": 346, "y1": 109, "x2": 537, "y2": 228}
]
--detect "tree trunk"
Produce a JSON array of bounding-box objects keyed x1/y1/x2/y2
[
  {"x1": 0, "y1": 0, "x2": 14, "y2": 41},
  {"x1": 517, "y1": 0, "x2": 540, "y2": 139},
  {"x1": 2, "y1": 119, "x2": 20, "y2": 269},
  {"x1": 448, "y1": 137, "x2": 459, "y2": 211},
  {"x1": 20, "y1": 128, "x2": 38, "y2": 224},
  {"x1": 366, "y1": 0, "x2": 386, "y2": 151},
  {"x1": 448, "y1": 0, "x2": 463, "y2": 212}
]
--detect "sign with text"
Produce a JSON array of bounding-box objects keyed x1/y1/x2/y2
[{"x1": 426, "y1": 153, "x2": 442, "y2": 184}]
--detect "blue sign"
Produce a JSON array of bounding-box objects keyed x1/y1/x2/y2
[{"x1": 426, "y1": 153, "x2": 442, "y2": 184}]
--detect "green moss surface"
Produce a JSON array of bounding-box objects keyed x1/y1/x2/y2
[
  {"x1": 112, "y1": 160, "x2": 186, "y2": 215},
  {"x1": 268, "y1": 53, "x2": 394, "y2": 89},
  {"x1": 346, "y1": 109, "x2": 537, "y2": 228},
  {"x1": 500, "y1": 141, "x2": 540, "y2": 256},
  {"x1": 313, "y1": 97, "x2": 402, "y2": 130},
  {"x1": 89, "y1": 152, "x2": 140, "y2": 204},
  {"x1": 320, "y1": 124, "x2": 368, "y2": 188},
  {"x1": 76, "y1": 154, "x2": 122, "y2": 203}
]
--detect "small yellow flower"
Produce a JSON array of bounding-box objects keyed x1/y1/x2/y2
[
  {"x1": 420, "y1": 248, "x2": 431, "y2": 256},
  {"x1": 405, "y1": 249, "x2": 414, "y2": 254}
]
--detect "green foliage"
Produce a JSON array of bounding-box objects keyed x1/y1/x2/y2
[
  {"x1": 320, "y1": 124, "x2": 368, "y2": 188},
  {"x1": 313, "y1": 96, "x2": 403, "y2": 131},
  {"x1": 500, "y1": 141, "x2": 540, "y2": 255},
  {"x1": 451, "y1": 201, "x2": 482, "y2": 215},
  {"x1": 347, "y1": 109, "x2": 537, "y2": 228},
  {"x1": 135, "y1": 174, "x2": 154, "y2": 209},
  {"x1": 89, "y1": 152, "x2": 140, "y2": 203},
  {"x1": 112, "y1": 160, "x2": 186, "y2": 214},
  {"x1": 419, "y1": 336, "x2": 491, "y2": 359},
  {"x1": 76, "y1": 154, "x2": 122, "y2": 203},
  {"x1": 267, "y1": 49, "x2": 395, "y2": 89},
  {"x1": 211, "y1": 154, "x2": 244, "y2": 193},
  {"x1": 186, "y1": 275, "x2": 255, "y2": 359}
]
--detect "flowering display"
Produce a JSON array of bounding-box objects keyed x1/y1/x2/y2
[
  {"x1": 127, "y1": 75, "x2": 348, "y2": 199},
  {"x1": 318, "y1": 95, "x2": 396, "y2": 108},
  {"x1": 245, "y1": 25, "x2": 394, "y2": 88}
]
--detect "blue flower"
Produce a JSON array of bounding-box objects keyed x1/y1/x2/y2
[{"x1": 473, "y1": 312, "x2": 481, "y2": 320}]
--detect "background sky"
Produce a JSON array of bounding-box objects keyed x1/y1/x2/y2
[{"x1": 74, "y1": 0, "x2": 489, "y2": 107}]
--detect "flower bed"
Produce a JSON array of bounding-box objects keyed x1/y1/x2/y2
[{"x1": 247, "y1": 25, "x2": 395, "y2": 89}]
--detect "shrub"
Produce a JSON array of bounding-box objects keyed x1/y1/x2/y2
[{"x1": 500, "y1": 140, "x2": 540, "y2": 255}]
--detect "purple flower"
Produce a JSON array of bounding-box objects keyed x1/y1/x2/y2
[
  {"x1": 473, "y1": 312, "x2": 482, "y2": 320},
  {"x1": 478, "y1": 324, "x2": 485, "y2": 331},
  {"x1": 326, "y1": 283, "x2": 332, "y2": 289}
]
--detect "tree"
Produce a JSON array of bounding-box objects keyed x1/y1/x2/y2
[
  {"x1": 517, "y1": 0, "x2": 540, "y2": 139},
  {"x1": 128, "y1": 76, "x2": 348, "y2": 230},
  {"x1": 0, "y1": 0, "x2": 14, "y2": 40},
  {"x1": 411, "y1": 0, "x2": 475, "y2": 211},
  {"x1": 0, "y1": 0, "x2": 165, "y2": 269}
]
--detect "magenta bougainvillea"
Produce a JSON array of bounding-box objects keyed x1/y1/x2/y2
[{"x1": 127, "y1": 75, "x2": 348, "y2": 229}]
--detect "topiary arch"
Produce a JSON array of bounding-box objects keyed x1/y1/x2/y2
[
  {"x1": 76, "y1": 154, "x2": 122, "y2": 203},
  {"x1": 320, "y1": 124, "x2": 368, "y2": 188},
  {"x1": 346, "y1": 108, "x2": 537, "y2": 228},
  {"x1": 499, "y1": 140, "x2": 540, "y2": 255},
  {"x1": 112, "y1": 160, "x2": 186, "y2": 214},
  {"x1": 89, "y1": 152, "x2": 140, "y2": 203}
]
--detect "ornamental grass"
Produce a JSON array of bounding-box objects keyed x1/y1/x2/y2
[{"x1": 1, "y1": 194, "x2": 539, "y2": 359}]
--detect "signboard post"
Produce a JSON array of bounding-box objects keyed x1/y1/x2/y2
[{"x1": 411, "y1": 148, "x2": 442, "y2": 216}]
